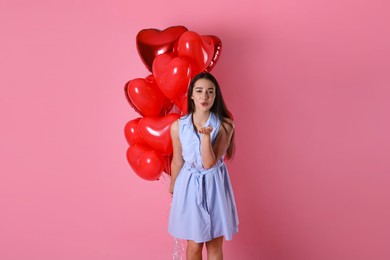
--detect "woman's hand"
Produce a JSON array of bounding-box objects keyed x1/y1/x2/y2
[{"x1": 198, "y1": 126, "x2": 213, "y2": 135}]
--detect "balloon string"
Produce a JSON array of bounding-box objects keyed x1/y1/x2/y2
[
  {"x1": 165, "y1": 154, "x2": 183, "y2": 259},
  {"x1": 172, "y1": 237, "x2": 185, "y2": 260},
  {"x1": 168, "y1": 201, "x2": 184, "y2": 260}
]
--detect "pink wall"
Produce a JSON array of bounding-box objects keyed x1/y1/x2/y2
[{"x1": 1, "y1": 0, "x2": 389, "y2": 259}]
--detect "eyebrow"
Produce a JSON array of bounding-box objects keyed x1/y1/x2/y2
[{"x1": 194, "y1": 87, "x2": 215, "y2": 90}]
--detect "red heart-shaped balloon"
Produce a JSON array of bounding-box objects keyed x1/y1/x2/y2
[
  {"x1": 124, "y1": 75, "x2": 172, "y2": 117},
  {"x1": 176, "y1": 31, "x2": 215, "y2": 76},
  {"x1": 136, "y1": 25, "x2": 188, "y2": 72},
  {"x1": 152, "y1": 53, "x2": 192, "y2": 100},
  {"x1": 138, "y1": 113, "x2": 181, "y2": 155},
  {"x1": 205, "y1": 35, "x2": 222, "y2": 72},
  {"x1": 173, "y1": 94, "x2": 189, "y2": 115},
  {"x1": 162, "y1": 154, "x2": 173, "y2": 175},
  {"x1": 127, "y1": 144, "x2": 164, "y2": 181},
  {"x1": 124, "y1": 117, "x2": 146, "y2": 145}
]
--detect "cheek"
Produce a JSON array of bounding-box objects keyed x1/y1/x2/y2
[{"x1": 209, "y1": 96, "x2": 216, "y2": 106}]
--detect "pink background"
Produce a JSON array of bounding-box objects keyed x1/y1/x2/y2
[{"x1": 1, "y1": 0, "x2": 389, "y2": 259}]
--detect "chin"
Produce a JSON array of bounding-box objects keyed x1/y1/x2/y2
[{"x1": 195, "y1": 106, "x2": 207, "y2": 111}]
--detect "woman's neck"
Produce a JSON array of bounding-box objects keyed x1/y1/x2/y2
[{"x1": 192, "y1": 111, "x2": 211, "y2": 127}]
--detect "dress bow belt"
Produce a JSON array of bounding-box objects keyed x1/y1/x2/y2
[{"x1": 183, "y1": 161, "x2": 224, "y2": 210}]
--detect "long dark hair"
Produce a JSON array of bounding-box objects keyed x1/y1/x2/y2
[{"x1": 187, "y1": 72, "x2": 235, "y2": 159}]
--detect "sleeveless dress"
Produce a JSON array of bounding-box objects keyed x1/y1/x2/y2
[{"x1": 168, "y1": 112, "x2": 239, "y2": 243}]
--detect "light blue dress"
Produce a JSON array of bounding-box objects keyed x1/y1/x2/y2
[{"x1": 168, "y1": 112, "x2": 239, "y2": 243}]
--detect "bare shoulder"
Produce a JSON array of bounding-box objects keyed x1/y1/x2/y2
[
  {"x1": 171, "y1": 119, "x2": 179, "y2": 129},
  {"x1": 170, "y1": 119, "x2": 180, "y2": 136}
]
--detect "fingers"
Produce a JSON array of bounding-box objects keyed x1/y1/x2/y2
[{"x1": 198, "y1": 126, "x2": 213, "y2": 135}]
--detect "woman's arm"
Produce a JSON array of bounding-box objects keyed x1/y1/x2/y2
[
  {"x1": 200, "y1": 119, "x2": 234, "y2": 169},
  {"x1": 169, "y1": 120, "x2": 184, "y2": 194}
]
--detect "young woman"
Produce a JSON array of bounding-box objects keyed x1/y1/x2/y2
[{"x1": 168, "y1": 72, "x2": 239, "y2": 260}]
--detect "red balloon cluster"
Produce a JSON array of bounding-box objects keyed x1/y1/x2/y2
[{"x1": 124, "y1": 25, "x2": 222, "y2": 181}]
